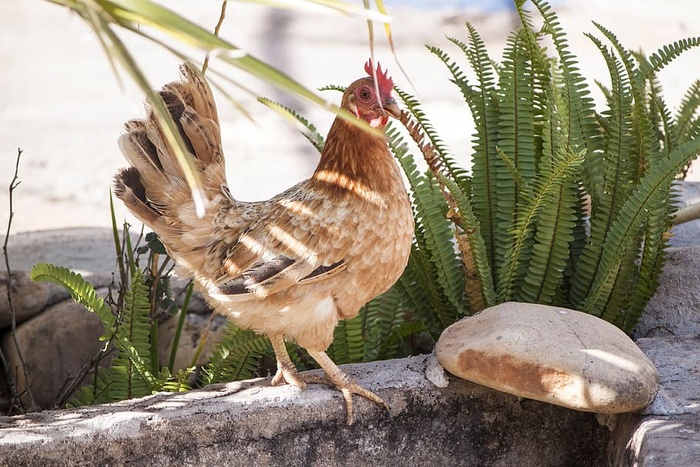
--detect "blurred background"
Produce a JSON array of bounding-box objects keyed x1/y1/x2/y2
[{"x1": 1, "y1": 0, "x2": 699, "y2": 233}]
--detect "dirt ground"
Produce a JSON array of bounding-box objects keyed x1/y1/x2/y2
[{"x1": 2, "y1": 0, "x2": 699, "y2": 233}]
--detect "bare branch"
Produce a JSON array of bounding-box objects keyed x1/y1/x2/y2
[
  {"x1": 673, "y1": 201, "x2": 700, "y2": 225},
  {"x1": 1, "y1": 148, "x2": 37, "y2": 413}
]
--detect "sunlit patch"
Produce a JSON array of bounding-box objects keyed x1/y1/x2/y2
[
  {"x1": 580, "y1": 349, "x2": 641, "y2": 372},
  {"x1": 283, "y1": 199, "x2": 316, "y2": 217},
  {"x1": 269, "y1": 225, "x2": 317, "y2": 261},
  {"x1": 315, "y1": 169, "x2": 386, "y2": 206}
]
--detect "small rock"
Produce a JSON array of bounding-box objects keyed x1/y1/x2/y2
[
  {"x1": 425, "y1": 353, "x2": 449, "y2": 388},
  {"x1": 0, "y1": 272, "x2": 51, "y2": 329},
  {"x1": 435, "y1": 302, "x2": 659, "y2": 413},
  {"x1": 1, "y1": 290, "x2": 107, "y2": 409}
]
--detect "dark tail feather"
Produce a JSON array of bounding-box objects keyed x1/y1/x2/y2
[
  {"x1": 114, "y1": 62, "x2": 227, "y2": 234},
  {"x1": 113, "y1": 167, "x2": 177, "y2": 235}
]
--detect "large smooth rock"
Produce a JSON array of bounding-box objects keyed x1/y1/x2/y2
[
  {"x1": 1, "y1": 290, "x2": 107, "y2": 409},
  {"x1": 0, "y1": 272, "x2": 51, "y2": 328},
  {"x1": 435, "y1": 302, "x2": 659, "y2": 413}
]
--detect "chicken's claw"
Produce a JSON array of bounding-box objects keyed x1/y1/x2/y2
[
  {"x1": 271, "y1": 359, "x2": 306, "y2": 388},
  {"x1": 308, "y1": 349, "x2": 389, "y2": 426},
  {"x1": 270, "y1": 333, "x2": 306, "y2": 388},
  {"x1": 336, "y1": 380, "x2": 389, "y2": 426}
]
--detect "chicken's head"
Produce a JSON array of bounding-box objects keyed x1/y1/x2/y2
[{"x1": 342, "y1": 60, "x2": 401, "y2": 128}]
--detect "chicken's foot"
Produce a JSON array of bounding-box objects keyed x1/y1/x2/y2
[
  {"x1": 307, "y1": 349, "x2": 389, "y2": 426},
  {"x1": 269, "y1": 333, "x2": 306, "y2": 388}
]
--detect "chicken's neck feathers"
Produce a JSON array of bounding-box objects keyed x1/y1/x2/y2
[{"x1": 311, "y1": 117, "x2": 400, "y2": 199}]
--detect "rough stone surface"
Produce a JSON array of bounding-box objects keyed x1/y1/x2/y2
[
  {"x1": 0, "y1": 355, "x2": 610, "y2": 467},
  {"x1": 1, "y1": 291, "x2": 107, "y2": 409},
  {"x1": 609, "y1": 337, "x2": 700, "y2": 466},
  {"x1": 1, "y1": 228, "x2": 133, "y2": 277},
  {"x1": 611, "y1": 414, "x2": 700, "y2": 467},
  {"x1": 636, "y1": 337, "x2": 700, "y2": 417},
  {"x1": 436, "y1": 302, "x2": 659, "y2": 413},
  {"x1": 633, "y1": 246, "x2": 700, "y2": 339},
  {"x1": 0, "y1": 272, "x2": 51, "y2": 328}
]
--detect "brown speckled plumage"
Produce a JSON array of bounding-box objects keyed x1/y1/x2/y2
[{"x1": 114, "y1": 61, "x2": 413, "y2": 425}]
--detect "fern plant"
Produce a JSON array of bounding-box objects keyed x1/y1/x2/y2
[
  {"x1": 204, "y1": 0, "x2": 700, "y2": 380},
  {"x1": 397, "y1": 0, "x2": 700, "y2": 334}
]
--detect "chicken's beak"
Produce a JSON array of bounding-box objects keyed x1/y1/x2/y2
[{"x1": 382, "y1": 97, "x2": 401, "y2": 119}]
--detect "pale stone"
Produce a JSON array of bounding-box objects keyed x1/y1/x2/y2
[{"x1": 435, "y1": 302, "x2": 659, "y2": 413}]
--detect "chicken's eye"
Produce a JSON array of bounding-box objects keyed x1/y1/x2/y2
[{"x1": 359, "y1": 88, "x2": 372, "y2": 101}]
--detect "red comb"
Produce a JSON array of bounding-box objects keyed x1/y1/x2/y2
[{"x1": 364, "y1": 59, "x2": 394, "y2": 95}]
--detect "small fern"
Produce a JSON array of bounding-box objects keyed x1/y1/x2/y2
[{"x1": 31, "y1": 200, "x2": 193, "y2": 406}]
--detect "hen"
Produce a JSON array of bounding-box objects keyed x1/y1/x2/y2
[{"x1": 114, "y1": 60, "x2": 414, "y2": 425}]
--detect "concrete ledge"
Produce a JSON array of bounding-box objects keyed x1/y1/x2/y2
[
  {"x1": 611, "y1": 337, "x2": 700, "y2": 466},
  {"x1": 0, "y1": 355, "x2": 609, "y2": 466},
  {"x1": 612, "y1": 414, "x2": 700, "y2": 467}
]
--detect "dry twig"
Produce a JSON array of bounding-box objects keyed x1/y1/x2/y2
[{"x1": 1, "y1": 148, "x2": 37, "y2": 413}]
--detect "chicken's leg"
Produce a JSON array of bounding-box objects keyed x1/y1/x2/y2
[
  {"x1": 269, "y1": 333, "x2": 306, "y2": 388},
  {"x1": 307, "y1": 349, "x2": 389, "y2": 426}
]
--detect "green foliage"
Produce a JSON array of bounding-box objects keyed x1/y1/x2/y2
[
  {"x1": 31, "y1": 201, "x2": 193, "y2": 407},
  {"x1": 393, "y1": 0, "x2": 700, "y2": 335},
  {"x1": 206, "y1": 0, "x2": 700, "y2": 381},
  {"x1": 28, "y1": 0, "x2": 700, "y2": 405}
]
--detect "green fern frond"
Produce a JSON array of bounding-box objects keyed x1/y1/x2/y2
[
  {"x1": 496, "y1": 146, "x2": 526, "y2": 190},
  {"x1": 676, "y1": 80, "x2": 700, "y2": 144},
  {"x1": 582, "y1": 136, "x2": 700, "y2": 318},
  {"x1": 199, "y1": 323, "x2": 271, "y2": 386},
  {"x1": 361, "y1": 286, "x2": 407, "y2": 362},
  {"x1": 638, "y1": 36, "x2": 700, "y2": 80},
  {"x1": 647, "y1": 72, "x2": 677, "y2": 157},
  {"x1": 497, "y1": 149, "x2": 583, "y2": 301},
  {"x1": 111, "y1": 269, "x2": 155, "y2": 399},
  {"x1": 431, "y1": 24, "x2": 502, "y2": 272},
  {"x1": 593, "y1": 23, "x2": 660, "y2": 175},
  {"x1": 387, "y1": 125, "x2": 466, "y2": 317},
  {"x1": 532, "y1": 0, "x2": 603, "y2": 205},
  {"x1": 620, "y1": 197, "x2": 675, "y2": 331},
  {"x1": 571, "y1": 32, "x2": 637, "y2": 307},
  {"x1": 318, "y1": 84, "x2": 345, "y2": 93},
  {"x1": 518, "y1": 178, "x2": 580, "y2": 305},
  {"x1": 328, "y1": 315, "x2": 365, "y2": 365},
  {"x1": 495, "y1": 29, "x2": 538, "y2": 280},
  {"x1": 397, "y1": 248, "x2": 455, "y2": 338},
  {"x1": 66, "y1": 367, "x2": 114, "y2": 408},
  {"x1": 30, "y1": 263, "x2": 116, "y2": 336}
]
